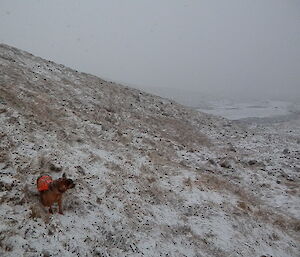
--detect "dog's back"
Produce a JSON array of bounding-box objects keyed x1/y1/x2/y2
[{"x1": 37, "y1": 175, "x2": 53, "y2": 192}]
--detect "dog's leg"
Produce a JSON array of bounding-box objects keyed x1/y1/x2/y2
[
  {"x1": 58, "y1": 198, "x2": 64, "y2": 215},
  {"x1": 49, "y1": 206, "x2": 53, "y2": 214}
]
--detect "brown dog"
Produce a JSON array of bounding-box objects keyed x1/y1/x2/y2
[{"x1": 37, "y1": 173, "x2": 75, "y2": 214}]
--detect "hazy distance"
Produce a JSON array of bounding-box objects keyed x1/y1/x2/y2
[{"x1": 1, "y1": 0, "x2": 299, "y2": 106}]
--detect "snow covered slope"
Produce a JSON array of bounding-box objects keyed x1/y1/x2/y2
[
  {"x1": 0, "y1": 44, "x2": 299, "y2": 257},
  {"x1": 197, "y1": 99, "x2": 296, "y2": 120}
]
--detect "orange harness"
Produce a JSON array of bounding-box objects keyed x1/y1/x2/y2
[{"x1": 37, "y1": 175, "x2": 53, "y2": 192}]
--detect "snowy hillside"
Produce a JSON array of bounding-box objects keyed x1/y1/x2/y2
[{"x1": 0, "y1": 44, "x2": 299, "y2": 257}]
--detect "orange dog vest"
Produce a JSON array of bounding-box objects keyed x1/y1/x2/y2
[{"x1": 37, "y1": 175, "x2": 53, "y2": 192}]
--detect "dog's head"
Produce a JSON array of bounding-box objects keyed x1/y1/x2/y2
[{"x1": 55, "y1": 173, "x2": 75, "y2": 193}]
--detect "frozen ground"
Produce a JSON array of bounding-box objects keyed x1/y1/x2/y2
[
  {"x1": 0, "y1": 44, "x2": 299, "y2": 257},
  {"x1": 197, "y1": 99, "x2": 300, "y2": 121}
]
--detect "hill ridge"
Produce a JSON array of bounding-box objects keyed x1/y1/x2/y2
[{"x1": 0, "y1": 44, "x2": 299, "y2": 257}]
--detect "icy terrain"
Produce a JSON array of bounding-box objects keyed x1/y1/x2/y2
[
  {"x1": 197, "y1": 99, "x2": 300, "y2": 121},
  {"x1": 0, "y1": 44, "x2": 299, "y2": 257}
]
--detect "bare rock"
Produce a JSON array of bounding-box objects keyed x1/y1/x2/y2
[
  {"x1": 0, "y1": 108, "x2": 7, "y2": 114},
  {"x1": 228, "y1": 143, "x2": 236, "y2": 152},
  {"x1": 208, "y1": 159, "x2": 216, "y2": 165},
  {"x1": 0, "y1": 181, "x2": 13, "y2": 191},
  {"x1": 248, "y1": 160, "x2": 258, "y2": 166},
  {"x1": 75, "y1": 165, "x2": 86, "y2": 175},
  {"x1": 0, "y1": 151, "x2": 8, "y2": 163},
  {"x1": 220, "y1": 159, "x2": 232, "y2": 169},
  {"x1": 49, "y1": 162, "x2": 63, "y2": 172},
  {"x1": 283, "y1": 148, "x2": 290, "y2": 154},
  {"x1": 42, "y1": 250, "x2": 51, "y2": 257}
]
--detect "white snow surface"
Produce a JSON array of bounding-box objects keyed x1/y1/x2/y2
[
  {"x1": 0, "y1": 44, "x2": 299, "y2": 257},
  {"x1": 197, "y1": 99, "x2": 299, "y2": 121}
]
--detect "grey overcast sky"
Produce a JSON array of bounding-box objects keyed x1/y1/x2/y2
[{"x1": 1, "y1": 0, "x2": 300, "y2": 104}]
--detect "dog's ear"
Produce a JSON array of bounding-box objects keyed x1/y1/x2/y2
[{"x1": 62, "y1": 173, "x2": 66, "y2": 179}]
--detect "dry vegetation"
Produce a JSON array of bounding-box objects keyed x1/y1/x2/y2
[{"x1": 0, "y1": 44, "x2": 299, "y2": 257}]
